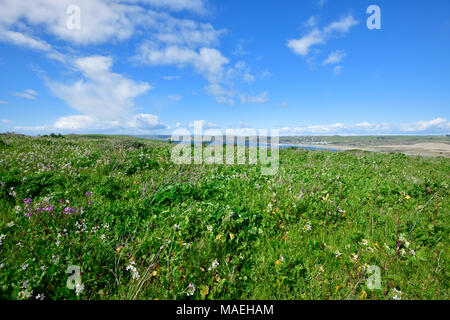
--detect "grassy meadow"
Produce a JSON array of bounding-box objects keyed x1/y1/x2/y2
[{"x1": 0, "y1": 133, "x2": 448, "y2": 300}]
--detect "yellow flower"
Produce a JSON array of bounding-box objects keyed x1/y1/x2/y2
[
  {"x1": 323, "y1": 193, "x2": 330, "y2": 201},
  {"x1": 229, "y1": 233, "x2": 235, "y2": 240},
  {"x1": 275, "y1": 259, "x2": 282, "y2": 266},
  {"x1": 360, "y1": 290, "x2": 367, "y2": 300},
  {"x1": 200, "y1": 285, "x2": 209, "y2": 299},
  {"x1": 152, "y1": 270, "x2": 158, "y2": 277},
  {"x1": 405, "y1": 195, "x2": 411, "y2": 200}
]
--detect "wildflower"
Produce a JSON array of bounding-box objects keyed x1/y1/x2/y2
[
  {"x1": 207, "y1": 225, "x2": 213, "y2": 232},
  {"x1": 398, "y1": 234, "x2": 409, "y2": 247},
  {"x1": 392, "y1": 288, "x2": 402, "y2": 300},
  {"x1": 208, "y1": 259, "x2": 219, "y2": 271},
  {"x1": 409, "y1": 249, "x2": 415, "y2": 257},
  {"x1": 361, "y1": 239, "x2": 369, "y2": 246},
  {"x1": 405, "y1": 195, "x2": 411, "y2": 200},
  {"x1": 18, "y1": 290, "x2": 32, "y2": 300},
  {"x1": 6, "y1": 221, "x2": 14, "y2": 227},
  {"x1": 335, "y1": 250, "x2": 342, "y2": 258},
  {"x1": 35, "y1": 294, "x2": 45, "y2": 300},
  {"x1": 0, "y1": 263, "x2": 4, "y2": 269},
  {"x1": 126, "y1": 261, "x2": 140, "y2": 280},
  {"x1": 75, "y1": 283, "x2": 84, "y2": 296},
  {"x1": 21, "y1": 280, "x2": 29, "y2": 289},
  {"x1": 0, "y1": 234, "x2": 5, "y2": 246},
  {"x1": 100, "y1": 234, "x2": 106, "y2": 241},
  {"x1": 280, "y1": 255, "x2": 285, "y2": 263},
  {"x1": 44, "y1": 205, "x2": 54, "y2": 212},
  {"x1": 229, "y1": 233, "x2": 235, "y2": 240},
  {"x1": 64, "y1": 206, "x2": 75, "y2": 215},
  {"x1": 351, "y1": 254, "x2": 358, "y2": 263},
  {"x1": 303, "y1": 222, "x2": 312, "y2": 232},
  {"x1": 22, "y1": 263, "x2": 29, "y2": 270},
  {"x1": 187, "y1": 283, "x2": 196, "y2": 296},
  {"x1": 86, "y1": 191, "x2": 92, "y2": 197}
]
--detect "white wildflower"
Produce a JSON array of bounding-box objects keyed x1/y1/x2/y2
[
  {"x1": 208, "y1": 259, "x2": 219, "y2": 271},
  {"x1": 303, "y1": 222, "x2": 312, "y2": 232},
  {"x1": 75, "y1": 283, "x2": 84, "y2": 296},
  {"x1": 35, "y1": 293, "x2": 45, "y2": 300},
  {"x1": 18, "y1": 290, "x2": 32, "y2": 300},
  {"x1": 187, "y1": 283, "x2": 196, "y2": 296}
]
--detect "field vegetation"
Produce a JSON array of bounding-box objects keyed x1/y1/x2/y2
[{"x1": 0, "y1": 133, "x2": 448, "y2": 300}]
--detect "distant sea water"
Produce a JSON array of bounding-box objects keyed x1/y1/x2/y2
[{"x1": 137, "y1": 136, "x2": 339, "y2": 152}]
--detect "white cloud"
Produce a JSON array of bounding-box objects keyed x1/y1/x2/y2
[
  {"x1": 0, "y1": 0, "x2": 212, "y2": 46},
  {"x1": 280, "y1": 118, "x2": 450, "y2": 135},
  {"x1": 1, "y1": 119, "x2": 11, "y2": 124},
  {"x1": 323, "y1": 50, "x2": 346, "y2": 65},
  {"x1": 324, "y1": 15, "x2": 359, "y2": 34},
  {"x1": 169, "y1": 94, "x2": 182, "y2": 101},
  {"x1": 124, "y1": 0, "x2": 207, "y2": 13},
  {"x1": 333, "y1": 65, "x2": 343, "y2": 75},
  {"x1": 0, "y1": 27, "x2": 51, "y2": 51},
  {"x1": 304, "y1": 16, "x2": 319, "y2": 28},
  {"x1": 13, "y1": 89, "x2": 38, "y2": 100},
  {"x1": 162, "y1": 75, "x2": 180, "y2": 80},
  {"x1": 287, "y1": 29, "x2": 324, "y2": 56},
  {"x1": 287, "y1": 14, "x2": 359, "y2": 57},
  {"x1": 240, "y1": 92, "x2": 270, "y2": 104},
  {"x1": 205, "y1": 84, "x2": 236, "y2": 105},
  {"x1": 188, "y1": 120, "x2": 219, "y2": 129},
  {"x1": 137, "y1": 44, "x2": 229, "y2": 83},
  {"x1": 18, "y1": 113, "x2": 164, "y2": 132},
  {"x1": 49, "y1": 55, "x2": 152, "y2": 120}
]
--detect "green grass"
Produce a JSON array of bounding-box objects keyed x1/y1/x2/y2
[{"x1": 0, "y1": 133, "x2": 448, "y2": 300}]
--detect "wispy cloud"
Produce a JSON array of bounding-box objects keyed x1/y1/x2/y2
[
  {"x1": 280, "y1": 118, "x2": 450, "y2": 135},
  {"x1": 169, "y1": 94, "x2": 182, "y2": 101},
  {"x1": 323, "y1": 50, "x2": 346, "y2": 65},
  {"x1": 13, "y1": 89, "x2": 38, "y2": 100},
  {"x1": 162, "y1": 75, "x2": 181, "y2": 80},
  {"x1": 287, "y1": 14, "x2": 359, "y2": 57}
]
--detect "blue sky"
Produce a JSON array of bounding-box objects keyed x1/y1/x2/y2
[{"x1": 0, "y1": 0, "x2": 449, "y2": 135}]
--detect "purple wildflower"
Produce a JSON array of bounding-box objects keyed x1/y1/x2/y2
[
  {"x1": 64, "y1": 207, "x2": 75, "y2": 215},
  {"x1": 44, "y1": 205, "x2": 54, "y2": 212},
  {"x1": 86, "y1": 191, "x2": 92, "y2": 197},
  {"x1": 24, "y1": 198, "x2": 32, "y2": 205}
]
